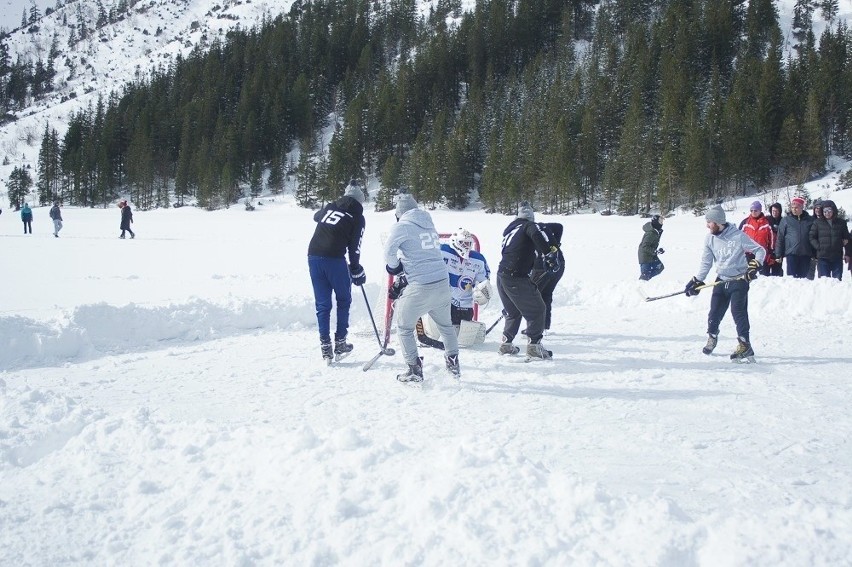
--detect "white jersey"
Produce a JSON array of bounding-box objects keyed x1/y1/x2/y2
[{"x1": 441, "y1": 243, "x2": 490, "y2": 309}]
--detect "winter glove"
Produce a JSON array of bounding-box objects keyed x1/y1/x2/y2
[
  {"x1": 349, "y1": 264, "x2": 366, "y2": 286},
  {"x1": 745, "y1": 259, "x2": 760, "y2": 281},
  {"x1": 656, "y1": 248, "x2": 665, "y2": 255},
  {"x1": 684, "y1": 277, "x2": 704, "y2": 297},
  {"x1": 388, "y1": 276, "x2": 408, "y2": 300},
  {"x1": 544, "y1": 247, "x2": 561, "y2": 273},
  {"x1": 386, "y1": 262, "x2": 405, "y2": 276},
  {"x1": 473, "y1": 280, "x2": 493, "y2": 307}
]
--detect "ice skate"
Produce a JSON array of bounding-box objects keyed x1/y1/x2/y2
[
  {"x1": 320, "y1": 340, "x2": 333, "y2": 365},
  {"x1": 444, "y1": 354, "x2": 460, "y2": 378},
  {"x1": 397, "y1": 358, "x2": 424, "y2": 383},
  {"x1": 498, "y1": 335, "x2": 520, "y2": 355},
  {"x1": 702, "y1": 334, "x2": 718, "y2": 355},
  {"x1": 526, "y1": 341, "x2": 553, "y2": 361},
  {"x1": 730, "y1": 338, "x2": 755, "y2": 363},
  {"x1": 334, "y1": 337, "x2": 353, "y2": 361}
]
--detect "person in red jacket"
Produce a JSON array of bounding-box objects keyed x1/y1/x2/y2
[{"x1": 738, "y1": 201, "x2": 773, "y2": 275}]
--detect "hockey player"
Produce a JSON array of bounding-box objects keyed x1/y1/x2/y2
[
  {"x1": 384, "y1": 191, "x2": 460, "y2": 382},
  {"x1": 417, "y1": 228, "x2": 492, "y2": 349},
  {"x1": 496, "y1": 202, "x2": 560, "y2": 359},
  {"x1": 531, "y1": 222, "x2": 565, "y2": 331},
  {"x1": 684, "y1": 205, "x2": 766, "y2": 362},
  {"x1": 307, "y1": 182, "x2": 366, "y2": 363}
]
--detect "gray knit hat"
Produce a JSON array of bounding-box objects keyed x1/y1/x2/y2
[
  {"x1": 705, "y1": 205, "x2": 726, "y2": 224},
  {"x1": 343, "y1": 183, "x2": 365, "y2": 203},
  {"x1": 395, "y1": 192, "x2": 418, "y2": 219},
  {"x1": 517, "y1": 201, "x2": 535, "y2": 222}
]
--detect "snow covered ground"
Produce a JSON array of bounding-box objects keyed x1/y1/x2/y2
[{"x1": 2, "y1": 182, "x2": 852, "y2": 565}]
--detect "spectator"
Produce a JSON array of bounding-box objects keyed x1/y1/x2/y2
[
  {"x1": 738, "y1": 201, "x2": 772, "y2": 275},
  {"x1": 21, "y1": 203, "x2": 33, "y2": 234},
  {"x1": 638, "y1": 215, "x2": 666, "y2": 281},
  {"x1": 49, "y1": 201, "x2": 63, "y2": 238},
  {"x1": 119, "y1": 200, "x2": 135, "y2": 239},
  {"x1": 808, "y1": 199, "x2": 850, "y2": 280},
  {"x1": 775, "y1": 197, "x2": 814, "y2": 278},
  {"x1": 766, "y1": 203, "x2": 784, "y2": 276}
]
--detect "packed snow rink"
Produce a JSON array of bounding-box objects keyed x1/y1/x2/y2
[{"x1": 2, "y1": 193, "x2": 852, "y2": 565}]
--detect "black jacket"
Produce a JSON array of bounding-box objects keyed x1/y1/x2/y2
[
  {"x1": 120, "y1": 205, "x2": 133, "y2": 229},
  {"x1": 809, "y1": 217, "x2": 850, "y2": 260},
  {"x1": 307, "y1": 196, "x2": 365, "y2": 268},
  {"x1": 498, "y1": 218, "x2": 552, "y2": 277}
]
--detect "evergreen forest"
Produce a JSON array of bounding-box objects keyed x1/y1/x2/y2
[{"x1": 14, "y1": 0, "x2": 852, "y2": 214}]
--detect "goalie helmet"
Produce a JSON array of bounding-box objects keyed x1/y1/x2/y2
[{"x1": 450, "y1": 228, "x2": 474, "y2": 259}]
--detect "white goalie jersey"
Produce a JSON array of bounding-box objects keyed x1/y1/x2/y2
[{"x1": 440, "y1": 243, "x2": 491, "y2": 309}]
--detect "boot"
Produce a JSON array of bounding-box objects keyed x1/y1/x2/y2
[
  {"x1": 397, "y1": 357, "x2": 424, "y2": 383},
  {"x1": 445, "y1": 353, "x2": 460, "y2": 378},
  {"x1": 320, "y1": 340, "x2": 333, "y2": 362},
  {"x1": 526, "y1": 341, "x2": 553, "y2": 360},
  {"x1": 334, "y1": 337, "x2": 353, "y2": 356},
  {"x1": 702, "y1": 333, "x2": 718, "y2": 355},
  {"x1": 498, "y1": 335, "x2": 520, "y2": 355},
  {"x1": 730, "y1": 338, "x2": 755, "y2": 362}
]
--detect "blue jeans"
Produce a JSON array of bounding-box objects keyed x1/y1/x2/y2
[
  {"x1": 707, "y1": 278, "x2": 750, "y2": 342},
  {"x1": 639, "y1": 260, "x2": 664, "y2": 281},
  {"x1": 308, "y1": 255, "x2": 352, "y2": 343},
  {"x1": 817, "y1": 258, "x2": 844, "y2": 280},
  {"x1": 785, "y1": 255, "x2": 811, "y2": 278}
]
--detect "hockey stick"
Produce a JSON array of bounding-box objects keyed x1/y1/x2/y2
[
  {"x1": 485, "y1": 312, "x2": 505, "y2": 336},
  {"x1": 643, "y1": 279, "x2": 726, "y2": 302},
  {"x1": 363, "y1": 295, "x2": 397, "y2": 372}
]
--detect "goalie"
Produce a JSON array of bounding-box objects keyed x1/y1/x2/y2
[{"x1": 417, "y1": 228, "x2": 493, "y2": 349}]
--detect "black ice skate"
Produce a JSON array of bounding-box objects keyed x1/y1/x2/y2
[
  {"x1": 703, "y1": 334, "x2": 718, "y2": 355},
  {"x1": 397, "y1": 358, "x2": 424, "y2": 383},
  {"x1": 334, "y1": 337, "x2": 354, "y2": 361},
  {"x1": 445, "y1": 354, "x2": 460, "y2": 378},
  {"x1": 321, "y1": 340, "x2": 333, "y2": 365}
]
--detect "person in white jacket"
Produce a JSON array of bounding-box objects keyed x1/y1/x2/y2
[
  {"x1": 684, "y1": 205, "x2": 767, "y2": 362},
  {"x1": 383, "y1": 191, "x2": 460, "y2": 383}
]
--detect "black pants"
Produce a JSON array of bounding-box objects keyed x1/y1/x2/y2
[
  {"x1": 707, "y1": 278, "x2": 750, "y2": 342},
  {"x1": 23, "y1": 220, "x2": 31, "y2": 233},
  {"x1": 531, "y1": 266, "x2": 565, "y2": 330},
  {"x1": 497, "y1": 273, "x2": 546, "y2": 343}
]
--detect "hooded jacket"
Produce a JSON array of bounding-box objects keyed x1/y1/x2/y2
[
  {"x1": 21, "y1": 204, "x2": 32, "y2": 221},
  {"x1": 498, "y1": 218, "x2": 552, "y2": 277},
  {"x1": 696, "y1": 223, "x2": 767, "y2": 282},
  {"x1": 809, "y1": 201, "x2": 850, "y2": 260},
  {"x1": 383, "y1": 208, "x2": 449, "y2": 285},
  {"x1": 307, "y1": 195, "x2": 365, "y2": 269},
  {"x1": 638, "y1": 220, "x2": 663, "y2": 264}
]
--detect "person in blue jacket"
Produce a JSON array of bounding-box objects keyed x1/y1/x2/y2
[{"x1": 21, "y1": 203, "x2": 33, "y2": 234}]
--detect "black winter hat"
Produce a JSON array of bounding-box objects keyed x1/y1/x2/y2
[
  {"x1": 770, "y1": 202, "x2": 782, "y2": 214},
  {"x1": 821, "y1": 199, "x2": 837, "y2": 213}
]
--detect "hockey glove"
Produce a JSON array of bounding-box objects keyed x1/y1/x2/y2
[
  {"x1": 745, "y1": 259, "x2": 760, "y2": 281},
  {"x1": 350, "y1": 264, "x2": 366, "y2": 286},
  {"x1": 544, "y1": 248, "x2": 561, "y2": 273},
  {"x1": 656, "y1": 248, "x2": 665, "y2": 255},
  {"x1": 386, "y1": 262, "x2": 405, "y2": 276},
  {"x1": 473, "y1": 280, "x2": 492, "y2": 307},
  {"x1": 388, "y1": 276, "x2": 408, "y2": 300},
  {"x1": 684, "y1": 277, "x2": 704, "y2": 297}
]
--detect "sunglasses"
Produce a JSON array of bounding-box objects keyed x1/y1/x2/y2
[{"x1": 823, "y1": 207, "x2": 834, "y2": 214}]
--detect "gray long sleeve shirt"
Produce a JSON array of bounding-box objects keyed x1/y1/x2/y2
[{"x1": 696, "y1": 223, "x2": 767, "y2": 282}]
